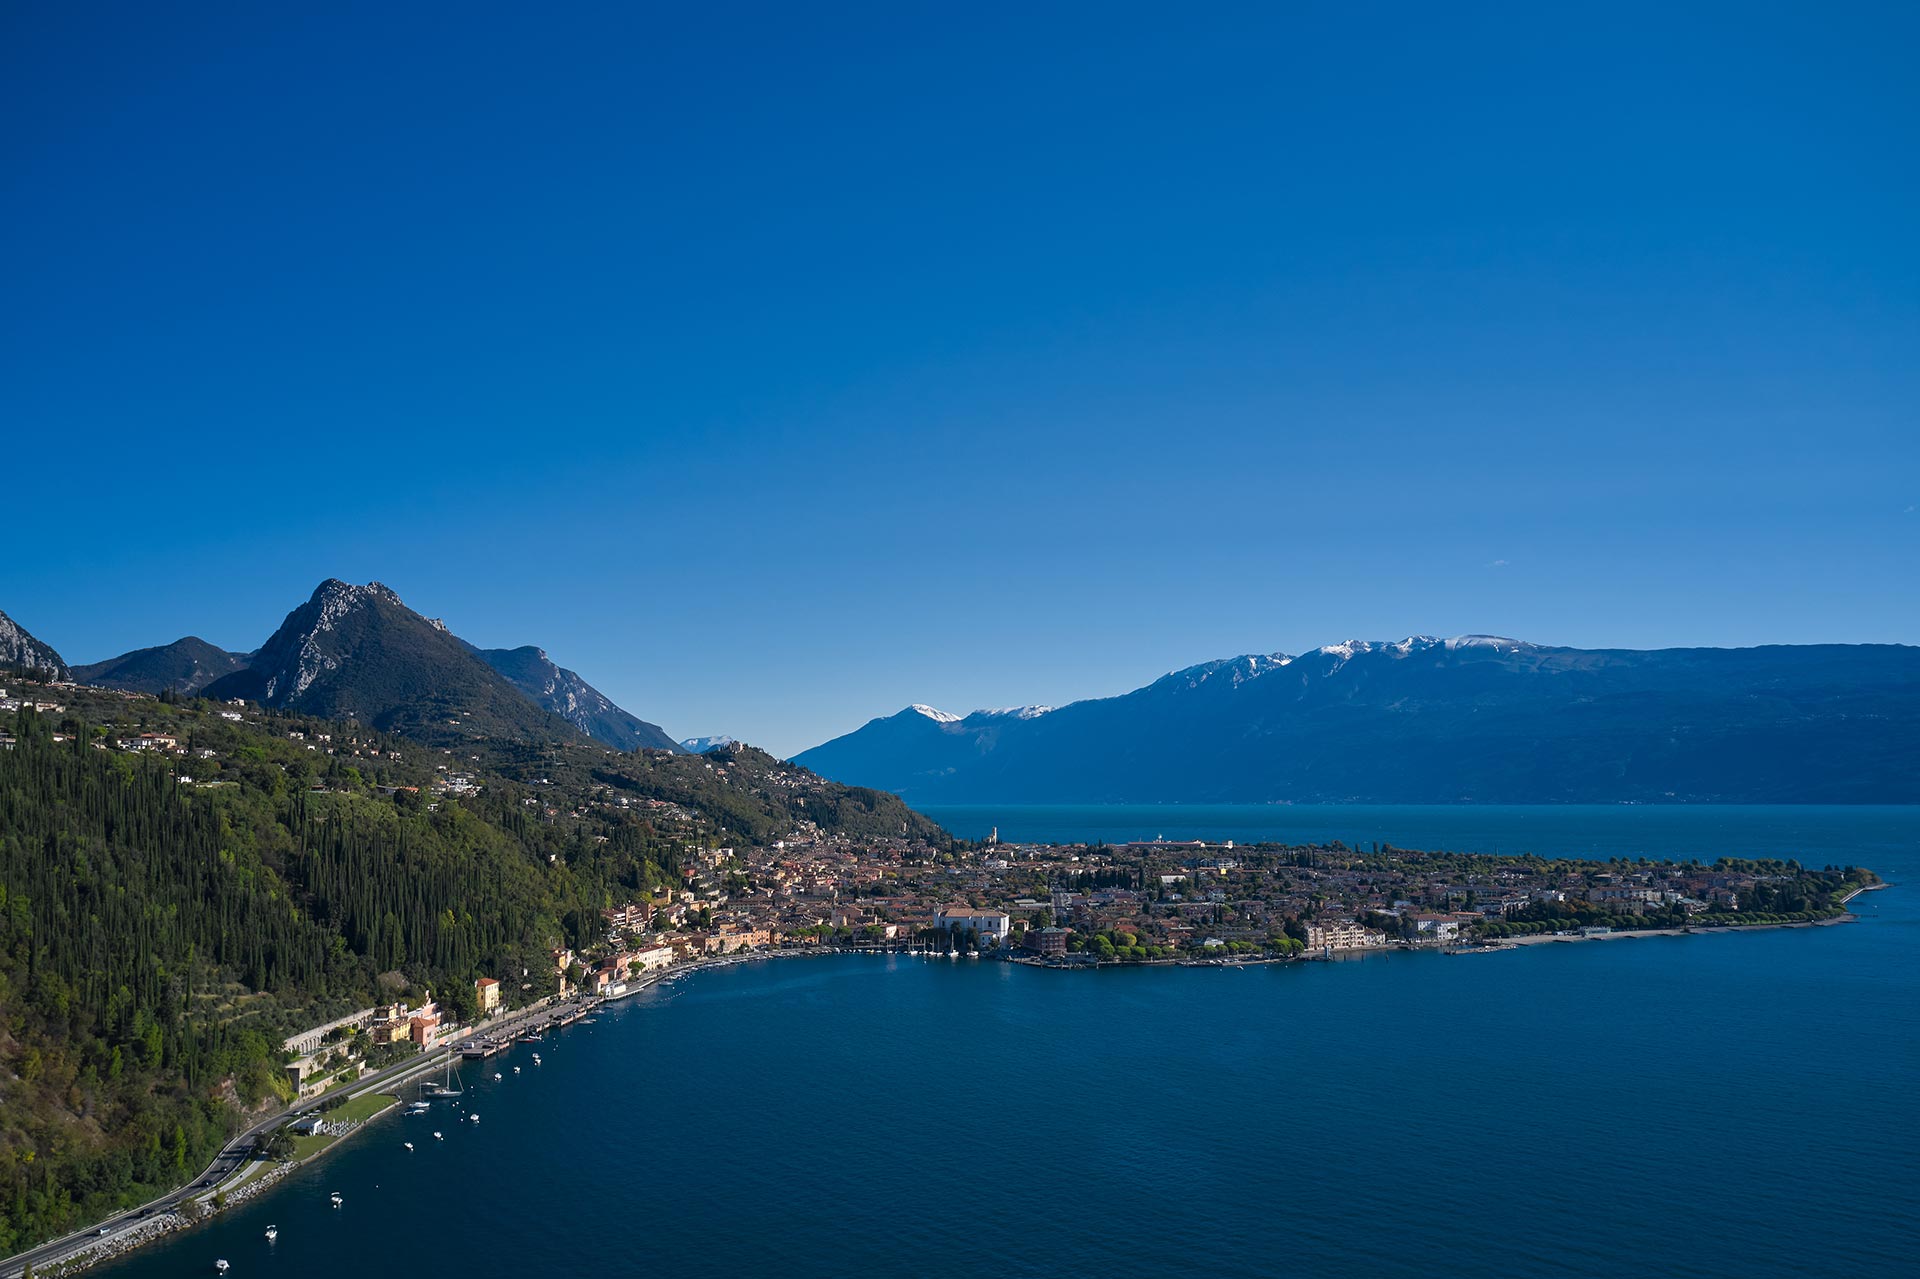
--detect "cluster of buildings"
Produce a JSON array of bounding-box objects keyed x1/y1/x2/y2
[
  {"x1": 282, "y1": 978, "x2": 515, "y2": 1097},
  {"x1": 0, "y1": 688, "x2": 65, "y2": 717},
  {"x1": 542, "y1": 833, "x2": 1797, "y2": 974},
  {"x1": 250, "y1": 832, "x2": 1812, "y2": 1105}
]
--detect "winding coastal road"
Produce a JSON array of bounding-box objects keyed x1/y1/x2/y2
[{"x1": 0, "y1": 996, "x2": 580, "y2": 1279}]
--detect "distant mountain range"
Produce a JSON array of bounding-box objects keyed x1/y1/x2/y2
[
  {"x1": 21, "y1": 596, "x2": 1920, "y2": 802},
  {"x1": 27, "y1": 580, "x2": 679, "y2": 752},
  {"x1": 794, "y1": 636, "x2": 1920, "y2": 804},
  {"x1": 463, "y1": 641, "x2": 679, "y2": 752}
]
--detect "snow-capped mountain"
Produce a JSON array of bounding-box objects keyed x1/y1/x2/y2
[
  {"x1": 0, "y1": 607, "x2": 68, "y2": 680},
  {"x1": 907, "y1": 703, "x2": 1054, "y2": 724},
  {"x1": 679, "y1": 734, "x2": 738, "y2": 754},
  {"x1": 793, "y1": 635, "x2": 1920, "y2": 804}
]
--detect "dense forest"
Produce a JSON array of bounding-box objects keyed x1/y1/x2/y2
[
  {"x1": 0, "y1": 686, "x2": 944, "y2": 1254},
  {"x1": 0, "y1": 711, "x2": 337, "y2": 1252}
]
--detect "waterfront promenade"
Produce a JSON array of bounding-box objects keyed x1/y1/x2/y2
[{"x1": 0, "y1": 996, "x2": 583, "y2": 1279}]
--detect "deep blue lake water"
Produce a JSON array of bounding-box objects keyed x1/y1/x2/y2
[{"x1": 101, "y1": 807, "x2": 1917, "y2": 1279}]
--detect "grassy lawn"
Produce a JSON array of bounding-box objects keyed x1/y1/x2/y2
[
  {"x1": 285, "y1": 1092, "x2": 397, "y2": 1160},
  {"x1": 334, "y1": 1092, "x2": 396, "y2": 1123}
]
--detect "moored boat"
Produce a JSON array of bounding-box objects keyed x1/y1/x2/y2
[{"x1": 420, "y1": 1055, "x2": 464, "y2": 1097}]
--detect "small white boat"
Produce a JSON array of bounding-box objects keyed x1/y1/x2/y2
[
  {"x1": 531, "y1": 1053, "x2": 541, "y2": 1064},
  {"x1": 512, "y1": 1066, "x2": 520, "y2": 1074},
  {"x1": 469, "y1": 1114, "x2": 480, "y2": 1124},
  {"x1": 264, "y1": 1225, "x2": 278, "y2": 1242},
  {"x1": 433, "y1": 1131, "x2": 443, "y2": 1140},
  {"x1": 403, "y1": 1142, "x2": 414, "y2": 1151},
  {"x1": 329, "y1": 1192, "x2": 342, "y2": 1207},
  {"x1": 493, "y1": 1072, "x2": 502, "y2": 1080},
  {"x1": 215, "y1": 1262, "x2": 230, "y2": 1275}
]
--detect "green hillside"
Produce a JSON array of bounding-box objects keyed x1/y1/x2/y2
[{"x1": 0, "y1": 683, "x2": 945, "y2": 1253}]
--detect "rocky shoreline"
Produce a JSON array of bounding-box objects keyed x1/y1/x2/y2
[{"x1": 27, "y1": 1111, "x2": 384, "y2": 1277}]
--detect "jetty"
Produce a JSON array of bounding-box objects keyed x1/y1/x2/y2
[{"x1": 455, "y1": 1000, "x2": 598, "y2": 1058}]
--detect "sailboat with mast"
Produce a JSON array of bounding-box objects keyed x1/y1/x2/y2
[{"x1": 418, "y1": 1053, "x2": 464, "y2": 1099}]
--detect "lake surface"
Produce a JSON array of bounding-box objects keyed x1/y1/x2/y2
[{"x1": 101, "y1": 807, "x2": 1918, "y2": 1279}]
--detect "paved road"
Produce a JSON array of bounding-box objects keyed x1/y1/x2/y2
[{"x1": 0, "y1": 996, "x2": 578, "y2": 1279}]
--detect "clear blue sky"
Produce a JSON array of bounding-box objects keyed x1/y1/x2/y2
[{"x1": 4, "y1": 2, "x2": 1915, "y2": 757}]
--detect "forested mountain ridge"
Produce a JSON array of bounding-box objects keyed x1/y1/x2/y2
[
  {"x1": 796, "y1": 636, "x2": 1920, "y2": 803},
  {"x1": 0, "y1": 608, "x2": 67, "y2": 681},
  {"x1": 0, "y1": 680, "x2": 944, "y2": 1253},
  {"x1": 587, "y1": 741, "x2": 942, "y2": 843},
  {"x1": 72, "y1": 636, "x2": 250, "y2": 695}
]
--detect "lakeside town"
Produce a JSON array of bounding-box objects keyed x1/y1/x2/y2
[
  {"x1": 564, "y1": 828, "x2": 1873, "y2": 976},
  {"x1": 276, "y1": 832, "x2": 1876, "y2": 1094},
  {"x1": 0, "y1": 678, "x2": 1882, "y2": 1278},
  {"x1": 9, "y1": 678, "x2": 1877, "y2": 1019},
  {"x1": 8, "y1": 679, "x2": 1875, "y2": 996}
]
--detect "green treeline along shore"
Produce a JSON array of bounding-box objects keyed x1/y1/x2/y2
[{"x1": 0, "y1": 680, "x2": 939, "y2": 1256}]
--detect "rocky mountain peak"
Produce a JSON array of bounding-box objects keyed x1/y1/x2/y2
[{"x1": 0, "y1": 607, "x2": 70, "y2": 679}]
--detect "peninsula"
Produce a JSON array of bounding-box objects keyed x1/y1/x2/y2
[{"x1": 0, "y1": 671, "x2": 1882, "y2": 1271}]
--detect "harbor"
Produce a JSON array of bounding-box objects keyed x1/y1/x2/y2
[{"x1": 455, "y1": 1000, "x2": 598, "y2": 1060}]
